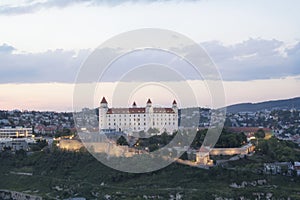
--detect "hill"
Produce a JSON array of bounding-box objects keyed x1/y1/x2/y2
[{"x1": 226, "y1": 97, "x2": 300, "y2": 113}]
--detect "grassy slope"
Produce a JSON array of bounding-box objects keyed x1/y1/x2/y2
[{"x1": 0, "y1": 151, "x2": 299, "y2": 199}]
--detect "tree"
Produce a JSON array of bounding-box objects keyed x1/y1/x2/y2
[
  {"x1": 147, "y1": 127, "x2": 160, "y2": 134},
  {"x1": 116, "y1": 136, "x2": 128, "y2": 146},
  {"x1": 255, "y1": 129, "x2": 265, "y2": 139}
]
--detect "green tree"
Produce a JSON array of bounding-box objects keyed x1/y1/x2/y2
[
  {"x1": 255, "y1": 129, "x2": 265, "y2": 139},
  {"x1": 147, "y1": 127, "x2": 160, "y2": 134},
  {"x1": 117, "y1": 136, "x2": 129, "y2": 146}
]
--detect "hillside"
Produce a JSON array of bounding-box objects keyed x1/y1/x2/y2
[{"x1": 226, "y1": 97, "x2": 300, "y2": 113}]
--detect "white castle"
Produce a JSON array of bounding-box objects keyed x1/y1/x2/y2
[{"x1": 99, "y1": 97, "x2": 178, "y2": 134}]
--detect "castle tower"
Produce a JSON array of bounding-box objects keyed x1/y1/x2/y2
[
  {"x1": 132, "y1": 101, "x2": 137, "y2": 108},
  {"x1": 100, "y1": 97, "x2": 108, "y2": 108},
  {"x1": 146, "y1": 98, "x2": 152, "y2": 107},
  {"x1": 172, "y1": 100, "x2": 178, "y2": 113},
  {"x1": 145, "y1": 98, "x2": 153, "y2": 131},
  {"x1": 99, "y1": 97, "x2": 108, "y2": 130}
]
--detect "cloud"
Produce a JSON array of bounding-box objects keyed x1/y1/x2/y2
[
  {"x1": 0, "y1": 47, "x2": 90, "y2": 83},
  {"x1": 0, "y1": 43, "x2": 16, "y2": 53},
  {"x1": 202, "y1": 38, "x2": 300, "y2": 81},
  {"x1": 0, "y1": 0, "x2": 198, "y2": 15},
  {"x1": 0, "y1": 39, "x2": 300, "y2": 83}
]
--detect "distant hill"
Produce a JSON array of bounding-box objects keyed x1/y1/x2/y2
[{"x1": 226, "y1": 97, "x2": 300, "y2": 113}]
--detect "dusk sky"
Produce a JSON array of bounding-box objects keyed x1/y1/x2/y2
[{"x1": 0, "y1": 0, "x2": 300, "y2": 111}]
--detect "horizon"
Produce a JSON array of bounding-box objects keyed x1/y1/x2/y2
[
  {"x1": 1, "y1": 0, "x2": 300, "y2": 111},
  {"x1": 1, "y1": 95, "x2": 299, "y2": 113}
]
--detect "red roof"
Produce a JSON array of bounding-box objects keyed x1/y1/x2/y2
[
  {"x1": 147, "y1": 99, "x2": 152, "y2": 104},
  {"x1": 228, "y1": 127, "x2": 272, "y2": 133},
  {"x1": 198, "y1": 146, "x2": 210, "y2": 153},
  {"x1": 100, "y1": 97, "x2": 107, "y2": 104},
  {"x1": 153, "y1": 108, "x2": 175, "y2": 113},
  {"x1": 107, "y1": 108, "x2": 145, "y2": 114},
  {"x1": 106, "y1": 107, "x2": 175, "y2": 114}
]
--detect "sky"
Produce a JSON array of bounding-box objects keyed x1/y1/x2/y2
[{"x1": 0, "y1": 0, "x2": 300, "y2": 111}]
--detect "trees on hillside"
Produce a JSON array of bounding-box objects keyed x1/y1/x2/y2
[
  {"x1": 255, "y1": 129, "x2": 266, "y2": 139},
  {"x1": 116, "y1": 136, "x2": 129, "y2": 146}
]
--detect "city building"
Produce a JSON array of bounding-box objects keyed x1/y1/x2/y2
[
  {"x1": 294, "y1": 162, "x2": 300, "y2": 176},
  {"x1": 0, "y1": 127, "x2": 34, "y2": 152},
  {"x1": 0, "y1": 138, "x2": 30, "y2": 151},
  {"x1": 99, "y1": 97, "x2": 178, "y2": 134},
  {"x1": 0, "y1": 127, "x2": 33, "y2": 138}
]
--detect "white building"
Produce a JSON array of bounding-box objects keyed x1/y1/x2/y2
[
  {"x1": 99, "y1": 97, "x2": 178, "y2": 134},
  {"x1": 0, "y1": 127, "x2": 33, "y2": 138},
  {"x1": 0, "y1": 138, "x2": 30, "y2": 151}
]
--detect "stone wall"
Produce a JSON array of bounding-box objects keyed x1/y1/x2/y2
[
  {"x1": 210, "y1": 143, "x2": 255, "y2": 156},
  {"x1": 59, "y1": 139, "x2": 83, "y2": 151}
]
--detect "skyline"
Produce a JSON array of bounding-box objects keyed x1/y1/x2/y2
[
  {"x1": 1, "y1": 79, "x2": 299, "y2": 111},
  {"x1": 0, "y1": 0, "x2": 300, "y2": 111}
]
